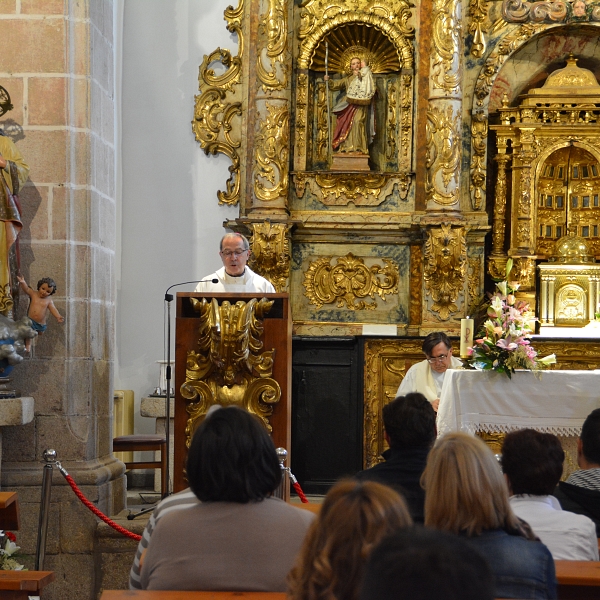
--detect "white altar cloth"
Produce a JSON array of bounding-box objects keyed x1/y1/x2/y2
[{"x1": 437, "y1": 369, "x2": 600, "y2": 437}]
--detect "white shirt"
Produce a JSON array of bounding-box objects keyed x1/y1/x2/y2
[
  {"x1": 396, "y1": 356, "x2": 463, "y2": 402},
  {"x1": 195, "y1": 266, "x2": 275, "y2": 293},
  {"x1": 509, "y1": 494, "x2": 599, "y2": 561}
]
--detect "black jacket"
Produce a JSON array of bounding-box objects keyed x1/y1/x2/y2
[
  {"x1": 553, "y1": 481, "x2": 600, "y2": 536},
  {"x1": 354, "y1": 446, "x2": 429, "y2": 523}
]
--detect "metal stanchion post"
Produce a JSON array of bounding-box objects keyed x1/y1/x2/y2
[
  {"x1": 274, "y1": 447, "x2": 289, "y2": 500},
  {"x1": 35, "y1": 449, "x2": 56, "y2": 570}
]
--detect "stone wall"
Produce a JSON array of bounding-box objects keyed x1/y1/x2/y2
[{"x1": 0, "y1": 1, "x2": 124, "y2": 598}]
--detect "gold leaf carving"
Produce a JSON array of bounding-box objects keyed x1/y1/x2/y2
[
  {"x1": 254, "y1": 103, "x2": 289, "y2": 202},
  {"x1": 192, "y1": 0, "x2": 244, "y2": 206},
  {"x1": 399, "y1": 74, "x2": 413, "y2": 172},
  {"x1": 470, "y1": 111, "x2": 488, "y2": 210},
  {"x1": 297, "y1": 0, "x2": 414, "y2": 71},
  {"x1": 423, "y1": 225, "x2": 467, "y2": 320},
  {"x1": 0, "y1": 283, "x2": 14, "y2": 317},
  {"x1": 467, "y1": 257, "x2": 481, "y2": 308},
  {"x1": 511, "y1": 257, "x2": 536, "y2": 290},
  {"x1": 249, "y1": 221, "x2": 291, "y2": 293},
  {"x1": 431, "y1": 0, "x2": 463, "y2": 94},
  {"x1": 316, "y1": 83, "x2": 329, "y2": 161},
  {"x1": 296, "y1": 73, "x2": 308, "y2": 155},
  {"x1": 303, "y1": 252, "x2": 399, "y2": 310},
  {"x1": 386, "y1": 82, "x2": 398, "y2": 160},
  {"x1": 426, "y1": 106, "x2": 461, "y2": 205},
  {"x1": 257, "y1": 0, "x2": 289, "y2": 91},
  {"x1": 474, "y1": 23, "x2": 544, "y2": 107},
  {"x1": 468, "y1": 0, "x2": 488, "y2": 57},
  {"x1": 181, "y1": 297, "x2": 280, "y2": 447}
]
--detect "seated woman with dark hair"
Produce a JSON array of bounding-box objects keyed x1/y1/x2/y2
[
  {"x1": 423, "y1": 433, "x2": 557, "y2": 600},
  {"x1": 287, "y1": 479, "x2": 413, "y2": 600},
  {"x1": 140, "y1": 406, "x2": 315, "y2": 591}
]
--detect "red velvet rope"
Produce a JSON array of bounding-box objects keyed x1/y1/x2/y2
[
  {"x1": 63, "y1": 473, "x2": 142, "y2": 541},
  {"x1": 292, "y1": 480, "x2": 309, "y2": 504}
]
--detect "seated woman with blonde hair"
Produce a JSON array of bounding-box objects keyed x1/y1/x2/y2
[
  {"x1": 422, "y1": 432, "x2": 557, "y2": 600},
  {"x1": 287, "y1": 479, "x2": 413, "y2": 600}
]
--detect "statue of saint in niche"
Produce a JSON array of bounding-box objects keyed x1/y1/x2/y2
[
  {"x1": 325, "y1": 55, "x2": 376, "y2": 156},
  {"x1": 324, "y1": 48, "x2": 377, "y2": 171}
]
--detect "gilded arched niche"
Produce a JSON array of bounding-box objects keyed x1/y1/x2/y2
[{"x1": 292, "y1": 1, "x2": 415, "y2": 203}]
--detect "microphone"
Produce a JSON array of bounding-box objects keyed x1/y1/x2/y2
[{"x1": 164, "y1": 279, "x2": 219, "y2": 302}]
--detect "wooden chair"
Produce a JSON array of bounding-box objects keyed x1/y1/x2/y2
[{"x1": 113, "y1": 434, "x2": 167, "y2": 496}]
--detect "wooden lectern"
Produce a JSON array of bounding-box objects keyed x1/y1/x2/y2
[{"x1": 173, "y1": 293, "x2": 291, "y2": 493}]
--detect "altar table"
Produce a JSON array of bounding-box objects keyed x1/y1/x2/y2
[{"x1": 437, "y1": 370, "x2": 600, "y2": 438}]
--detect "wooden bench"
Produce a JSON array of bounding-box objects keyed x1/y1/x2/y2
[
  {"x1": 100, "y1": 592, "x2": 286, "y2": 599},
  {"x1": 0, "y1": 571, "x2": 54, "y2": 600},
  {"x1": 555, "y1": 560, "x2": 600, "y2": 599},
  {"x1": 0, "y1": 492, "x2": 55, "y2": 600}
]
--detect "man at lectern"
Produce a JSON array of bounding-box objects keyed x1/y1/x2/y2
[
  {"x1": 195, "y1": 232, "x2": 276, "y2": 293},
  {"x1": 395, "y1": 332, "x2": 462, "y2": 412}
]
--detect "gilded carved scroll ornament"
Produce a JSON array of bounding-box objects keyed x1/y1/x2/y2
[
  {"x1": 423, "y1": 225, "x2": 467, "y2": 320},
  {"x1": 426, "y1": 106, "x2": 461, "y2": 205},
  {"x1": 293, "y1": 171, "x2": 404, "y2": 205},
  {"x1": 473, "y1": 23, "x2": 544, "y2": 107},
  {"x1": 502, "y1": 0, "x2": 600, "y2": 23},
  {"x1": 181, "y1": 297, "x2": 281, "y2": 446},
  {"x1": 254, "y1": 103, "x2": 289, "y2": 202},
  {"x1": 303, "y1": 252, "x2": 399, "y2": 310},
  {"x1": 470, "y1": 111, "x2": 488, "y2": 210},
  {"x1": 192, "y1": 0, "x2": 244, "y2": 206},
  {"x1": 257, "y1": 0, "x2": 289, "y2": 91},
  {"x1": 469, "y1": 0, "x2": 489, "y2": 57},
  {"x1": 431, "y1": 0, "x2": 463, "y2": 94},
  {"x1": 249, "y1": 221, "x2": 291, "y2": 293}
]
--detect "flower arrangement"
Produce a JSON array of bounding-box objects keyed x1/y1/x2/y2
[
  {"x1": 0, "y1": 531, "x2": 26, "y2": 571},
  {"x1": 465, "y1": 260, "x2": 556, "y2": 378}
]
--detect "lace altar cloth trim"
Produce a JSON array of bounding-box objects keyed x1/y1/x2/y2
[
  {"x1": 462, "y1": 421, "x2": 582, "y2": 436},
  {"x1": 437, "y1": 369, "x2": 599, "y2": 437}
]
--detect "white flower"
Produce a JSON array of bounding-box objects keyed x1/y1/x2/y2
[
  {"x1": 537, "y1": 354, "x2": 557, "y2": 365},
  {"x1": 3, "y1": 540, "x2": 19, "y2": 556}
]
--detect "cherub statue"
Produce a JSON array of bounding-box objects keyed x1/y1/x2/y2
[{"x1": 17, "y1": 275, "x2": 64, "y2": 351}]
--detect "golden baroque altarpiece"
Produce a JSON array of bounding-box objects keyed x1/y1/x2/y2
[{"x1": 191, "y1": 0, "x2": 600, "y2": 462}]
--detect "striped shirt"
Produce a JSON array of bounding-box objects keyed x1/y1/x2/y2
[
  {"x1": 566, "y1": 468, "x2": 600, "y2": 491},
  {"x1": 129, "y1": 488, "x2": 200, "y2": 590}
]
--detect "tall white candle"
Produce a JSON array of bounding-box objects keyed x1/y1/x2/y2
[{"x1": 460, "y1": 318, "x2": 474, "y2": 358}]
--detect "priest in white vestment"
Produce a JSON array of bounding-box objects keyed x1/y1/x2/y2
[
  {"x1": 396, "y1": 332, "x2": 462, "y2": 412},
  {"x1": 195, "y1": 232, "x2": 275, "y2": 293}
]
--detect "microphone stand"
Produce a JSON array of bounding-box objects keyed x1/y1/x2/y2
[
  {"x1": 163, "y1": 279, "x2": 218, "y2": 499},
  {"x1": 126, "y1": 278, "x2": 218, "y2": 519}
]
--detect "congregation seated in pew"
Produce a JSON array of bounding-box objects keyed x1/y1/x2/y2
[
  {"x1": 502, "y1": 428, "x2": 599, "y2": 561},
  {"x1": 553, "y1": 408, "x2": 600, "y2": 535},
  {"x1": 138, "y1": 406, "x2": 314, "y2": 591},
  {"x1": 359, "y1": 526, "x2": 495, "y2": 600},
  {"x1": 422, "y1": 432, "x2": 557, "y2": 599},
  {"x1": 287, "y1": 479, "x2": 413, "y2": 600}
]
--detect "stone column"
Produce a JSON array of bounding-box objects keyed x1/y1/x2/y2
[{"x1": 0, "y1": 2, "x2": 123, "y2": 598}]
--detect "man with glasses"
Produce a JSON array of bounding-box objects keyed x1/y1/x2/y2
[
  {"x1": 195, "y1": 232, "x2": 275, "y2": 293},
  {"x1": 395, "y1": 332, "x2": 461, "y2": 412}
]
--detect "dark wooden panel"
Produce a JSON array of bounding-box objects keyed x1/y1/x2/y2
[{"x1": 291, "y1": 337, "x2": 362, "y2": 495}]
